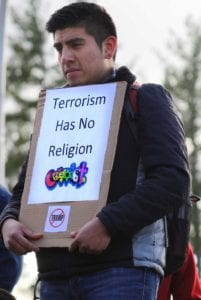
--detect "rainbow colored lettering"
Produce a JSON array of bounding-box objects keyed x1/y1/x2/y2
[{"x1": 45, "y1": 162, "x2": 88, "y2": 189}]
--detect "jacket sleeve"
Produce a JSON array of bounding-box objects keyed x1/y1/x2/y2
[
  {"x1": 97, "y1": 84, "x2": 191, "y2": 237},
  {"x1": 0, "y1": 155, "x2": 28, "y2": 230}
]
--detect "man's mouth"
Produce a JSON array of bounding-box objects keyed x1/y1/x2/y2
[{"x1": 64, "y1": 65, "x2": 80, "y2": 76}]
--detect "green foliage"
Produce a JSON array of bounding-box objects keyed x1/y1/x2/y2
[
  {"x1": 6, "y1": 0, "x2": 64, "y2": 186},
  {"x1": 163, "y1": 16, "x2": 201, "y2": 183},
  {"x1": 162, "y1": 16, "x2": 201, "y2": 273}
]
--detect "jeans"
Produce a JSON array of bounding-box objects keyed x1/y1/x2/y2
[{"x1": 40, "y1": 267, "x2": 160, "y2": 300}]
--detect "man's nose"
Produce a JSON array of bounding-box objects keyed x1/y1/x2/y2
[{"x1": 60, "y1": 46, "x2": 74, "y2": 63}]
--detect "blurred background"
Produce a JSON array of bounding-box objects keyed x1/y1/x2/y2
[{"x1": 1, "y1": 0, "x2": 201, "y2": 298}]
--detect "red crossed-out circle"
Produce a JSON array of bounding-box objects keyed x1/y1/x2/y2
[{"x1": 49, "y1": 208, "x2": 65, "y2": 228}]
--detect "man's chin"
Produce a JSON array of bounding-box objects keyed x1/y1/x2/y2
[
  {"x1": 65, "y1": 76, "x2": 81, "y2": 86},
  {"x1": 67, "y1": 78, "x2": 88, "y2": 87}
]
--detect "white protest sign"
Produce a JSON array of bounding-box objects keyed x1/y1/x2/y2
[{"x1": 28, "y1": 83, "x2": 117, "y2": 204}]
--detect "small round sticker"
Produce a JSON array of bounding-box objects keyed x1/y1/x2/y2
[{"x1": 49, "y1": 208, "x2": 65, "y2": 228}]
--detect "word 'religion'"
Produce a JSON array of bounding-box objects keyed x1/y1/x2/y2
[{"x1": 48, "y1": 143, "x2": 92, "y2": 158}]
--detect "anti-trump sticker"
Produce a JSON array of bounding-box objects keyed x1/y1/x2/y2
[{"x1": 44, "y1": 206, "x2": 70, "y2": 232}]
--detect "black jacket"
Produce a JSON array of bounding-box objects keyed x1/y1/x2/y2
[{"x1": 0, "y1": 67, "x2": 190, "y2": 280}]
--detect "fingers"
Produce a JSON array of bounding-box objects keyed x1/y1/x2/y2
[
  {"x1": 69, "y1": 231, "x2": 78, "y2": 252},
  {"x1": 69, "y1": 232, "x2": 102, "y2": 254},
  {"x1": 69, "y1": 239, "x2": 79, "y2": 253},
  {"x1": 5, "y1": 231, "x2": 40, "y2": 254},
  {"x1": 18, "y1": 233, "x2": 42, "y2": 253},
  {"x1": 69, "y1": 218, "x2": 111, "y2": 254},
  {"x1": 7, "y1": 238, "x2": 31, "y2": 255},
  {"x1": 70, "y1": 231, "x2": 77, "y2": 237},
  {"x1": 69, "y1": 240, "x2": 101, "y2": 255},
  {"x1": 24, "y1": 228, "x2": 43, "y2": 241},
  {"x1": 2, "y1": 219, "x2": 43, "y2": 255}
]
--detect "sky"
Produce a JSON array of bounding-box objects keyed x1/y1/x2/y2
[{"x1": 5, "y1": 0, "x2": 201, "y2": 299}]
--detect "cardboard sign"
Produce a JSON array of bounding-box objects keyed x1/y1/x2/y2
[{"x1": 19, "y1": 81, "x2": 127, "y2": 247}]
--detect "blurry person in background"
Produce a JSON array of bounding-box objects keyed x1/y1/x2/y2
[
  {"x1": 0, "y1": 185, "x2": 22, "y2": 292},
  {"x1": 157, "y1": 243, "x2": 201, "y2": 300}
]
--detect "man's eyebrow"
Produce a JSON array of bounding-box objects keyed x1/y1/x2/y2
[{"x1": 53, "y1": 37, "x2": 85, "y2": 48}]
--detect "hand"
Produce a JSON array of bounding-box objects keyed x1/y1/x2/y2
[
  {"x1": 69, "y1": 217, "x2": 111, "y2": 254},
  {"x1": 2, "y1": 218, "x2": 43, "y2": 255}
]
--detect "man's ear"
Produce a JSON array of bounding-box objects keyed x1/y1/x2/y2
[{"x1": 102, "y1": 36, "x2": 117, "y2": 59}]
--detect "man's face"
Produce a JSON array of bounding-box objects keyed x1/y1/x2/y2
[{"x1": 53, "y1": 27, "x2": 116, "y2": 86}]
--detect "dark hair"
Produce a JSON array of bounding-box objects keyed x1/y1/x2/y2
[{"x1": 46, "y1": 2, "x2": 117, "y2": 48}]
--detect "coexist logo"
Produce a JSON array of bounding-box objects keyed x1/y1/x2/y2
[{"x1": 45, "y1": 161, "x2": 88, "y2": 190}]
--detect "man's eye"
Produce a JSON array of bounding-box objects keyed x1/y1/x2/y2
[
  {"x1": 55, "y1": 46, "x2": 62, "y2": 53},
  {"x1": 54, "y1": 43, "x2": 62, "y2": 53},
  {"x1": 70, "y1": 40, "x2": 84, "y2": 48}
]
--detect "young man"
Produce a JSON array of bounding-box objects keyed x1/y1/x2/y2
[{"x1": 0, "y1": 2, "x2": 190, "y2": 300}]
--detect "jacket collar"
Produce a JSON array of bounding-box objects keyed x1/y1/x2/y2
[{"x1": 62, "y1": 66, "x2": 136, "y2": 88}]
